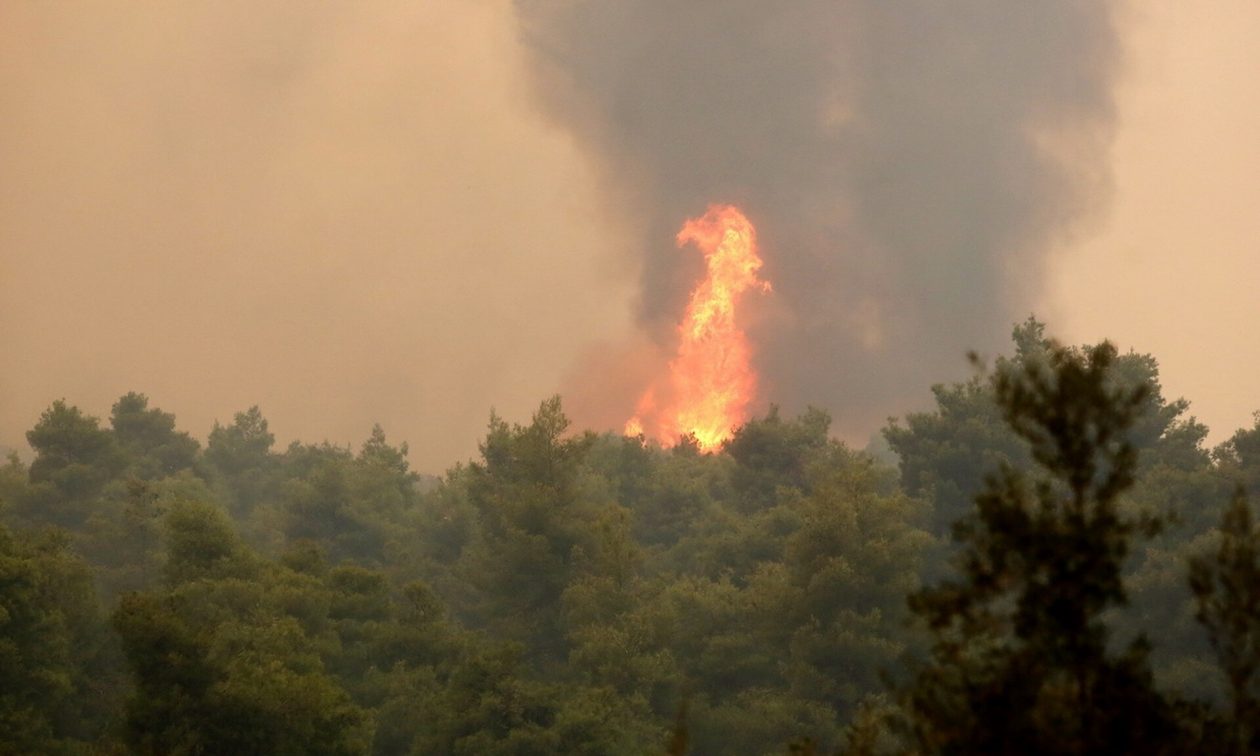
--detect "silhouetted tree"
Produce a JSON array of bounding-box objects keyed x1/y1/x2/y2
[
  {"x1": 904, "y1": 340, "x2": 1182, "y2": 754},
  {"x1": 1189, "y1": 489, "x2": 1260, "y2": 754}
]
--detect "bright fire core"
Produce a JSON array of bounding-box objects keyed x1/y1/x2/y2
[{"x1": 625, "y1": 205, "x2": 770, "y2": 451}]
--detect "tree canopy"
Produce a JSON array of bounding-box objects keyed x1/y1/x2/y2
[{"x1": 1, "y1": 319, "x2": 1257, "y2": 753}]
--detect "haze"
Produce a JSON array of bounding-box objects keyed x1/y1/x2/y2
[
  {"x1": 1, "y1": 1, "x2": 636, "y2": 469},
  {"x1": 2, "y1": 0, "x2": 1257, "y2": 471}
]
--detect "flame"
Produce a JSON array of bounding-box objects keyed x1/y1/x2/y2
[{"x1": 625, "y1": 204, "x2": 770, "y2": 450}]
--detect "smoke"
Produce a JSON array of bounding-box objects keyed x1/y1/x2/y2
[
  {"x1": 0, "y1": 1, "x2": 636, "y2": 470},
  {"x1": 0, "y1": 2, "x2": 1136, "y2": 468},
  {"x1": 518, "y1": 1, "x2": 1122, "y2": 438}
]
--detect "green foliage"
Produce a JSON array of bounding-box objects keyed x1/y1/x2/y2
[
  {"x1": 885, "y1": 373, "x2": 1028, "y2": 537},
  {"x1": 22, "y1": 400, "x2": 126, "y2": 526},
  {"x1": 886, "y1": 319, "x2": 1228, "y2": 708},
  {"x1": 904, "y1": 340, "x2": 1182, "y2": 754},
  {"x1": 110, "y1": 392, "x2": 200, "y2": 480},
  {"x1": 884, "y1": 320, "x2": 1044, "y2": 536},
  {"x1": 163, "y1": 498, "x2": 257, "y2": 585},
  {"x1": 1216, "y1": 413, "x2": 1260, "y2": 498},
  {"x1": 1189, "y1": 490, "x2": 1260, "y2": 753},
  {"x1": 113, "y1": 501, "x2": 371, "y2": 754},
  {"x1": 278, "y1": 446, "x2": 386, "y2": 565},
  {"x1": 781, "y1": 459, "x2": 933, "y2": 714},
  {"x1": 205, "y1": 405, "x2": 278, "y2": 516},
  {"x1": 0, "y1": 453, "x2": 30, "y2": 516},
  {"x1": 0, "y1": 522, "x2": 122, "y2": 753},
  {"x1": 886, "y1": 318, "x2": 1209, "y2": 538},
  {"x1": 1, "y1": 326, "x2": 1257, "y2": 753},
  {"x1": 725, "y1": 405, "x2": 833, "y2": 511},
  {"x1": 454, "y1": 397, "x2": 599, "y2": 657},
  {"x1": 553, "y1": 407, "x2": 930, "y2": 753}
]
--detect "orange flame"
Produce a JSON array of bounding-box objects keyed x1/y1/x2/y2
[{"x1": 625, "y1": 204, "x2": 770, "y2": 451}]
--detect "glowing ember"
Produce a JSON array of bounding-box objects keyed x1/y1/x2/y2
[{"x1": 625, "y1": 204, "x2": 770, "y2": 450}]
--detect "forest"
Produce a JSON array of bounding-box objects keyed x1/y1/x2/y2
[{"x1": 3, "y1": 319, "x2": 1259, "y2": 755}]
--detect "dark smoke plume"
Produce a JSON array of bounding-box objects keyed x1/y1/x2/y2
[{"x1": 517, "y1": 1, "x2": 1121, "y2": 438}]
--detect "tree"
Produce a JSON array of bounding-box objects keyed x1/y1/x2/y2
[
  {"x1": 1189, "y1": 490, "x2": 1260, "y2": 754},
  {"x1": 113, "y1": 500, "x2": 371, "y2": 754},
  {"x1": 904, "y1": 340, "x2": 1181, "y2": 754},
  {"x1": 162, "y1": 498, "x2": 256, "y2": 585},
  {"x1": 723, "y1": 405, "x2": 834, "y2": 512},
  {"x1": 206, "y1": 406, "x2": 275, "y2": 471},
  {"x1": 110, "y1": 392, "x2": 199, "y2": 479},
  {"x1": 782, "y1": 456, "x2": 933, "y2": 720},
  {"x1": 1215, "y1": 413, "x2": 1260, "y2": 499},
  {"x1": 886, "y1": 318, "x2": 1208, "y2": 538},
  {"x1": 113, "y1": 590, "x2": 370, "y2": 756},
  {"x1": 278, "y1": 446, "x2": 388, "y2": 566},
  {"x1": 884, "y1": 320, "x2": 1043, "y2": 536},
  {"x1": 457, "y1": 397, "x2": 597, "y2": 657},
  {"x1": 205, "y1": 406, "x2": 277, "y2": 515},
  {"x1": 22, "y1": 400, "x2": 125, "y2": 525},
  {"x1": 0, "y1": 453, "x2": 31, "y2": 524},
  {"x1": 0, "y1": 522, "x2": 123, "y2": 752}
]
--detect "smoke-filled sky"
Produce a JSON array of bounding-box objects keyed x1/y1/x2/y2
[{"x1": 2, "y1": 1, "x2": 1258, "y2": 471}]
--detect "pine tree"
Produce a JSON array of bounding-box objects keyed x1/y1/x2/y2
[{"x1": 904, "y1": 341, "x2": 1182, "y2": 754}]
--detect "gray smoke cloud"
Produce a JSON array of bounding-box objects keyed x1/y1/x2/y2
[{"x1": 518, "y1": 1, "x2": 1121, "y2": 437}]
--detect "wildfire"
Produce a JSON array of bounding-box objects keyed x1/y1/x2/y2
[{"x1": 625, "y1": 204, "x2": 770, "y2": 451}]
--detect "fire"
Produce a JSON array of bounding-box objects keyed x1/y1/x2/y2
[{"x1": 625, "y1": 204, "x2": 770, "y2": 451}]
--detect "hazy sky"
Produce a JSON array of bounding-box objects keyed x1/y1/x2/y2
[
  {"x1": 2, "y1": 1, "x2": 1257, "y2": 471},
  {"x1": 0, "y1": 1, "x2": 637, "y2": 469},
  {"x1": 1045, "y1": 0, "x2": 1260, "y2": 445}
]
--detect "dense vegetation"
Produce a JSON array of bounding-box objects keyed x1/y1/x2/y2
[{"x1": 3, "y1": 320, "x2": 1259, "y2": 754}]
